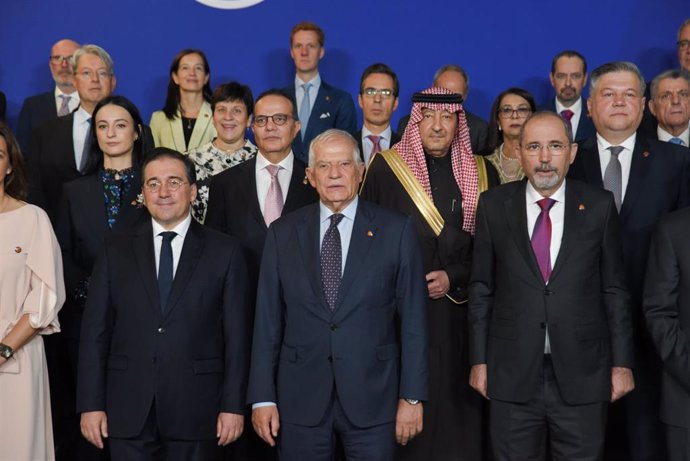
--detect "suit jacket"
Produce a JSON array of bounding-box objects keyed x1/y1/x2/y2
[
  {"x1": 76, "y1": 219, "x2": 250, "y2": 439},
  {"x1": 395, "y1": 110, "x2": 488, "y2": 154},
  {"x1": 469, "y1": 179, "x2": 633, "y2": 405},
  {"x1": 205, "y1": 155, "x2": 318, "y2": 293},
  {"x1": 542, "y1": 97, "x2": 596, "y2": 142},
  {"x1": 149, "y1": 101, "x2": 216, "y2": 152},
  {"x1": 355, "y1": 128, "x2": 401, "y2": 164},
  {"x1": 247, "y1": 200, "x2": 428, "y2": 427},
  {"x1": 17, "y1": 90, "x2": 58, "y2": 153},
  {"x1": 284, "y1": 80, "x2": 357, "y2": 164},
  {"x1": 644, "y1": 208, "x2": 690, "y2": 427}
]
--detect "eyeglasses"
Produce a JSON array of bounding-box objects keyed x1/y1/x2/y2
[
  {"x1": 144, "y1": 178, "x2": 188, "y2": 193},
  {"x1": 678, "y1": 40, "x2": 690, "y2": 50},
  {"x1": 362, "y1": 88, "x2": 394, "y2": 98},
  {"x1": 498, "y1": 107, "x2": 532, "y2": 119},
  {"x1": 254, "y1": 114, "x2": 291, "y2": 127},
  {"x1": 76, "y1": 69, "x2": 112, "y2": 80},
  {"x1": 522, "y1": 142, "x2": 569, "y2": 156},
  {"x1": 656, "y1": 90, "x2": 690, "y2": 103},
  {"x1": 50, "y1": 55, "x2": 73, "y2": 64}
]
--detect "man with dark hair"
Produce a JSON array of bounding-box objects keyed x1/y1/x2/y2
[
  {"x1": 543, "y1": 50, "x2": 596, "y2": 141},
  {"x1": 283, "y1": 21, "x2": 357, "y2": 163},
  {"x1": 356, "y1": 63, "x2": 401, "y2": 165},
  {"x1": 648, "y1": 69, "x2": 690, "y2": 146},
  {"x1": 78, "y1": 147, "x2": 251, "y2": 460}
]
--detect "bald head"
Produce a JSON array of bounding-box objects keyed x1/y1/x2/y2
[{"x1": 50, "y1": 39, "x2": 80, "y2": 92}]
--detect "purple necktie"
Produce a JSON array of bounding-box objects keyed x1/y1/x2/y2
[
  {"x1": 321, "y1": 213, "x2": 344, "y2": 310},
  {"x1": 560, "y1": 109, "x2": 574, "y2": 134},
  {"x1": 263, "y1": 165, "x2": 283, "y2": 226},
  {"x1": 367, "y1": 134, "x2": 382, "y2": 164},
  {"x1": 531, "y1": 198, "x2": 556, "y2": 282}
]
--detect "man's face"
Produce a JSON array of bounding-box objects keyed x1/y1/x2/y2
[
  {"x1": 418, "y1": 108, "x2": 458, "y2": 158},
  {"x1": 252, "y1": 95, "x2": 301, "y2": 158},
  {"x1": 143, "y1": 157, "x2": 197, "y2": 230},
  {"x1": 587, "y1": 71, "x2": 644, "y2": 141},
  {"x1": 358, "y1": 73, "x2": 399, "y2": 129},
  {"x1": 50, "y1": 40, "x2": 79, "y2": 87},
  {"x1": 649, "y1": 77, "x2": 690, "y2": 135},
  {"x1": 678, "y1": 24, "x2": 690, "y2": 73},
  {"x1": 73, "y1": 53, "x2": 116, "y2": 107},
  {"x1": 435, "y1": 70, "x2": 468, "y2": 100},
  {"x1": 549, "y1": 56, "x2": 588, "y2": 106},
  {"x1": 519, "y1": 116, "x2": 578, "y2": 197},
  {"x1": 290, "y1": 30, "x2": 324, "y2": 75},
  {"x1": 306, "y1": 136, "x2": 364, "y2": 213}
]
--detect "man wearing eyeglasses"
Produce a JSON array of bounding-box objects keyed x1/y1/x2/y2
[
  {"x1": 470, "y1": 110, "x2": 633, "y2": 460},
  {"x1": 17, "y1": 38, "x2": 80, "y2": 152},
  {"x1": 648, "y1": 69, "x2": 690, "y2": 147},
  {"x1": 356, "y1": 63, "x2": 401, "y2": 165},
  {"x1": 78, "y1": 148, "x2": 251, "y2": 461}
]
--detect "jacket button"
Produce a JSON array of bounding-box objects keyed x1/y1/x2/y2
[
  {"x1": 327, "y1": 356, "x2": 333, "y2": 362},
  {"x1": 157, "y1": 327, "x2": 165, "y2": 333},
  {"x1": 330, "y1": 324, "x2": 337, "y2": 331},
  {"x1": 540, "y1": 322, "x2": 547, "y2": 329},
  {"x1": 543, "y1": 289, "x2": 552, "y2": 296}
]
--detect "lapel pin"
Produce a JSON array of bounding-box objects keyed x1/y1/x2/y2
[
  {"x1": 14, "y1": 247, "x2": 22, "y2": 253},
  {"x1": 643, "y1": 151, "x2": 650, "y2": 158},
  {"x1": 325, "y1": 95, "x2": 331, "y2": 101},
  {"x1": 367, "y1": 230, "x2": 374, "y2": 237},
  {"x1": 578, "y1": 204, "x2": 585, "y2": 211}
]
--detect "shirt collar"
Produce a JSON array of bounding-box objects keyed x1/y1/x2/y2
[
  {"x1": 362, "y1": 125, "x2": 392, "y2": 142},
  {"x1": 319, "y1": 195, "x2": 358, "y2": 224},
  {"x1": 74, "y1": 105, "x2": 92, "y2": 124},
  {"x1": 296, "y1": 73, "x2": 321, "y2": 88},
  {"x1": 55, "y1": 86, "x2": 79, "y2": 100},
  {"x1": 526, "y1": 178, "x2": 566, "y2": 204},
  {"x1": 256, "y1": 150, "x2": 294, "y2": 172},
  {"x1": 555, "y1": 96, "x2": 582, "y2": 115},
  {"x1": 657, "y1": 126, "x2": 690, "y2": 145},
  {"x1": 596, "y1": 132, "x2": 637, "y2": 153},
  {"x1": 152, "y1": 213, "x2": 192, "y2": 240}
]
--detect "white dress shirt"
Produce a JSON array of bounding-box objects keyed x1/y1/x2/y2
[
  {"x1": 555, "y1": 97, "x2": 583, "y2": 139},
  {"x1": 72, "y1": 106, "x2": 92, "y2": 169},
  {"x1": 319, "y1": 197, "x2": 358, "y2": 275},
  {"x1": 255, "y1": 151, "x2": 294, "y2": 215},
  {"x1": 597, "y1": 132, "x2": 636, "y2": 201},
  {"x1": 151, "y1": 213, "x2": 192, "y2": 277},
  {"x1": 657, "y1": 126, "x2": 690, "y2": 147},
  {"x1": 361, "y1": 125, "x2": 392, "y2": 165},
  {"x1": 55, "y1": 86, "x2": 80, "y2": 114},
  {"x1": 295, "y1": 73, "x2": 321, "y2": 115}
]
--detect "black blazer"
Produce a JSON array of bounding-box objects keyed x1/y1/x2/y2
[
  {"x1": 355, "y1": 128, "x2": 401, "y2": 164},
  {"x1": 541, "y1": 98, "x2": 596, "y2": 142},
  {"x1": 77, "y1": 219, "x2": 251, "y2": 439},
  {"x1": 469, "y1": 179, "x2": 633, "y2": 405},
  {"x1": 17, "y1": 90, "x2": 58, "y2": 153},
  {"x1": 396, "y1": 110, "x2": 489, "y2": 154}
]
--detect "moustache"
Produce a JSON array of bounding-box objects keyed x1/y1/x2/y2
[{"x1": 534, "y1": 165, "x2": 558, "y2": 173}]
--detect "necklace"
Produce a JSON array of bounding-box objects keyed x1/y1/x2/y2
[{"x1": 498, "y1": 144, "x2": 523, "y2": 182}]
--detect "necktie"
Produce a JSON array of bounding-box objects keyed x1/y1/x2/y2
[
  {"x1": 321, "y1": 213, "x2": 344, "y2": 310},
  {"x1": 79, "y1": 118, "x2": 92, "y2": 173},
  {"x1": 367, "y1": 135, "x2": 382, "y2": 164},
  {"x1": 263, "y1": 165, "x2": 284, "y2": 226},
  {"x1": 158, "y1": 231, "x2": 177, "y2": 311},
  {"x1": 531, "y1": 198, "x2": 556, "y2": 283},
  {"x1": 58, "y1": 95, "x2": 71, "y2": 116},
  {"x1": 560, "y1": 109, "x2": 574, "y2": 134},
  {"x1": 299, "y1": 83, "x2": 312, "y2": 140},
  {"x1": 669, "y1": 137, "x2": 684, "y2": 146},
  {"x1": 603, "y1": 146, "x2": 623, "y2": 211}
]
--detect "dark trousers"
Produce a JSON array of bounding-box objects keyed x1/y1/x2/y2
[
  {"x1": 667, "y1": 424, "x2": 690, "y2": 461},
  {"x1": 490, "y1": 356, "x2": 607, "y2": 461},
  {"x1": 278, "y1": 391, "x2": 395, "y2": 461},
  {"x1": 109, "y1": 402, "x2": 222, "y2": 461}
]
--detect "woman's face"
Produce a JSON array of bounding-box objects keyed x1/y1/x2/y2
[
  {"x1": 213, "y1": 99, "x2": 250, "y2": 146},
  {"x1": 95, "y1": 104, "x2": 137, "y2": 161},
  {"x1": 172, "y1": 53, "x2": 209, "y2": 93},
  {"x1": 498, "y1": 93, "x2": 532, "y2": 140}
]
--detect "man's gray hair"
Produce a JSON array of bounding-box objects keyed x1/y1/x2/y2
[
  {"x1": 678, "y1": 18, "x2": 690, "y2": 41},
  {"x1": 589, "y1": 61, "x2": 646, "y2": 95},
  {"x1": 308, "y1": 129, "x2": 362, "y2": 168},
  {"x1": 650, "y1": 69, "x2": 690, "y2": 99},
  {"x1": 72, "y1": 44, "x2": 115, "y2": 75},
  {"x1": 433, "y1": 64, "x2": 470, "y2": 94}
]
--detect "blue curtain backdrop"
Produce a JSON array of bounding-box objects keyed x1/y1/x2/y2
[{"x1": 0, "y1": 0, "x2": 684, "y2": 131}]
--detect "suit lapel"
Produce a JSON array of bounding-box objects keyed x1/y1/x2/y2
[
  {"x1": 579, "y1": 138, "x2": 604, "y2": 187},
  {"x1": 170, "y1": 110, "x2": 186, "y2": 151},
  {"x1": 283, "y1": 160, "x2": 311, "y2": 214},
  {"x1": 112, "y1": 170, "x2": 146, "y2": 232},
  {"x1": 307, "y1": 83, "x2": 330, "y2": 141},
  {"x1": 189, "y1": 102, "x2": 213, "y2": 149},
  {"x1": 82, "y1": 174, "x2": 110, "y2": 236},
  {"x1": 164, "y1": 220, "x2": 204, "y2": 316},
  {"x1": 549, "y1": 184, "x2": 585, "y2": 282},
  {"x1": 504, "y1": 181, "x2": 544, "y2": 284},
  {"x1": 297, "y1": 204, "x2": 331, "y2": 317},
  {"x1": 240, "y1": 158, "x2": 267, "y2": 229},
  {"x1": 619, "y1": 139, "x2": 650, "y2": 222},
  {"x1": 59, "y1": 114, "x2": 78, "y2": 172},
  {"x1": 133, "y1": 220, "x2": 161, "y2": 317}
]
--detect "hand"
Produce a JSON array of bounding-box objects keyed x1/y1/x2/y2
[
  {"x1": 611, "y1": 367, "x2": 635, "y2": 402},
  {"x1": 80, "y1": 411, "x2": 108, "y2": 449},
  {"x1": 469, "y1": 364, "x2": 489, "y2": 399},
  {"x1": 252, "y1": 405, "x2": 280, "y2": 447},
  {"x1": 396, "y1": 399, "x2": 423, "y2": 446},
  {"x1": 217, "y1": 412, "x2": 244, "y2": 446},
  {"x1": 426, "y1": 270, "x2": 450, "y2": 300}
]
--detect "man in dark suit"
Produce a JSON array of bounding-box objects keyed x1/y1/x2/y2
[
  {"x1": 396, "y1": 64, "x2": 489, "y2": 154},
  {"x1": 77, "y1": 148, "x2": 250, "y2": 461},
  {"x1": 646, "y1": 69, "x2": 690, "y2": 147},
  {"x1": 355, "y1": 63, "x2": 401, "y2": 165},
  {"x1": 17, "y1": 38, "x2": 81, "y2": 153},
  {"x1": 568, "y1": 61, "x2": 690, "y2": 461},
  {"x1": 542, "y1": 50, "x2": 596, "y2": 142},
  {"x1": 248, "y1": 129, "x2": 428, "y2": 461},
  {"x1": 470, "y1": 111, "x2": 634, "y2": 460},
  {"x1": 283, "y1": 21, "x2": 357, "y2": 164},
  {"x1": 644, "y1": 208, "x2": 690, "y2": 461}
]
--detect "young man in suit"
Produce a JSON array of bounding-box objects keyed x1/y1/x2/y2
[
  {"x1": 17, "y1": 38, "x2": 81, "y2": 153},
  {"x1": 248, "y1": 129, "x2": 428, "y2": 461},
  {"x1": 647, "y1": 69, "x2": 690, "y2": 147},
  {"x1": 283, "y1": 21, "x2": 357, "y2": 164},
  {"x1": 78, "y1": 148, "x2": 250, "y2": 461},
  {"x1": 470, "y1": 111, "x2": 634, "y2": 460},
  {"x1": 568, "y1": 61, "x2": 690, "y2": 461},
  {"x1": 355, "y1": 63, "x2": 400, "y2": 165}
]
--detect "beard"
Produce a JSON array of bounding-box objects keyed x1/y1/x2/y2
[{"x1": 532, "y1": 165, "x2": 561, "y2": 190}]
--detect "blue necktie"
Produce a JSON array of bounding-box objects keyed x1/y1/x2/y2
[
  {"x1": 158, "y1": 231, "x2": 177, "y2": 311},
  {"x1": 669, "y1": 137, "x2": 684, "y2": 146},
  {"x1": 299, "y1": 83, "x2": 313, "y2": 140},
  {"x1": 321, "y1": 214, "x2": 344, "y2": 310}
]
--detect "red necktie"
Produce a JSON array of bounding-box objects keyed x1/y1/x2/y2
[
  {"x1": 531, "y1": 198, "x2": 556, "y2": 282},
  {"x1": 560, "y1": 109, "x2": 574, "y2": 134}
]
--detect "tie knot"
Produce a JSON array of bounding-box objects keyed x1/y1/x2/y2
[
  {"x1": 329, "y1": 213, "x2": 344, "y2": 228},
  {"x1": 670, "y1": 137, "x2": 684, "y2": 146},
  {"x1": 59, "y1": 94, "x2": 70, "y2": 101},
  {"x1": 368, "y1": 134, "x2": 381, "y2": 144},
  {"x1": 301, "y1": 83, "x2": 312, "y2": 93},
  {"x1": 560, "y1": 109, "x2": 574, "y2": 122},
  {"x1": 266, "y1": 164, "x2": 281, "y2": 178},
  {"x1": 608, "y1": 145, "x2": 624, "y2": 157},
  {"x1": 537, "y1": 198, "x2": 556, "y2": 212},
  {"x1": 160, "y1": 231, "x2": 177, "y2": 243}
]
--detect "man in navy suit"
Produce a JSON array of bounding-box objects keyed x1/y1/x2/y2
[
  {"x1": 543, "y1": 50, "x2": 595, "y2": 142},
  {"x1": 78, "y1": 148, "x2": 250, "y2": 461},
  {"x1": 17, "y1": 38, "x2": 81, "y2": 153},
  {"x1": 248, "y1": 129, "x2": 428, "y2": 461},
  {"x1": 283, "y1": 21, "x2": 357, "y2": 164},
  {"x1": 646, "y1": 69, "x2": 690, "y2": 147},
  {"x1": 568, "y1": 61, "x2": 690, "y2": 461}
]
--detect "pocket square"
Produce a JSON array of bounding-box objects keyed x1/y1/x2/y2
[{"x1": 320, "y1": 112, "x2": 331, "y2": 119}]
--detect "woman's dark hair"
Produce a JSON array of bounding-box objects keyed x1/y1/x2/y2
[
  {"x1": 162, "y1": 49, "x2": 212, "y2": 120},
  {"x1": 0, "y1": 122, "x2": 28, "y2": 200},
  {"x1": 84, "y1": 95, "x2": 146, "y2": 175},
  {"x1": 211, "y1": 81, "x2": 254, "y2": 116},
  {"x1": 485, "y1": 87, "x2": 537, "y2": 153}
]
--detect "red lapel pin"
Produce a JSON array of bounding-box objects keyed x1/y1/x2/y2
[
  {"x1": 367, "y1": 231, "x2": 374, "y2": 237},
  {"x1": 643, "y1": 151, "x2": 650, "y2": 158},
  {"x1": 578, "y1": 204, "x2": 585, "y2": 211},
  {"x1": 14, "y1": 247, "x2": 22, "y2": 253}
]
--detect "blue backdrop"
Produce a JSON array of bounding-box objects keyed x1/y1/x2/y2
[{"x1": 1, "y1": 0, "x2": 684, "y2": 132}]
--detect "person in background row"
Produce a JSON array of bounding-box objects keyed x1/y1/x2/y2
[
  {"x1": 150, "y1": 49, "x2": 216, "y2": 152},
  {"x1": 0, "y1": 121, "x2": 66, "y2": 461},
  {"x1": 647, "y1": 69, "x2": 690, "y2": 147}
]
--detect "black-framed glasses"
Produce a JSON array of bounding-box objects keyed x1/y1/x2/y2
[
  {"x1": 254, "y1": 114, "x2": 291, "y2": 127},
  {"x1": 677, "y1": 40, "x2": 690, "y2": 50},
  {"x1": 362, "y1": 88, "x2": 394, "y2": 98},
  {"x1": 498, "y1": 107, "x2": 532, "y2": 119},
  {"x1": 50, "y1": 55, "x2": 73, "y2": 64},
  {"x1": 522, "y1": 142, "x2": 569, "y2": 156},
  {"x1": 144, "y1": 178, "x2": 187, "y2": 193}
]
